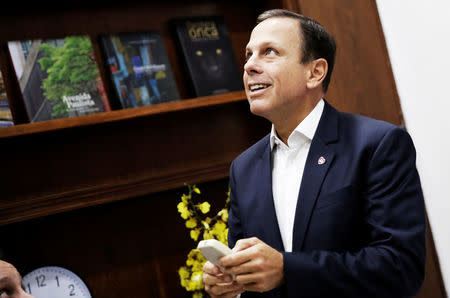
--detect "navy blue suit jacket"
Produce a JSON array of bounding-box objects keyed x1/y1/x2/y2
[{"x1": 228, "y1": 101, "x2": 426, "y2": 297}]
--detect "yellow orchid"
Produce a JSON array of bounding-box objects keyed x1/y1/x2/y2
[
  {"x1": 186, "y1": 218, "x2": 197, "y2": 228},
  {"x1": 177, "y1": 184, "x2": 230, "y2": 297},
  {"x1": 197, "y1": 202, "x2": 210, "y2": 214}
]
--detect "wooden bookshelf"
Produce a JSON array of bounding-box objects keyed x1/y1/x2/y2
[{"x1": 0, "y1": 2, "x2": 273, "y2": 296}]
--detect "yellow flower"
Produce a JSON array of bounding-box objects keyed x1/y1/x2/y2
[
  {"x1": 218, "y1": 209, "x2": 229, "y2": 222},
  {"x1": 187, "y1": 249, "x2": 201, "y2": 261},
  {"x1": 181, "y1": 194, "x2": 189, "y2": 203},
  {"x1": 192, "y1": 260, "x2": 205, "y2": 272},
  {"x1": 178, "y1": 184, "x2": 232, "y2": 294},
  {"x1": 212, "y1": 221, "x2": 227, "y2": 244},
  {"x1": 179, "y1": 266, "x2": 190, "y2": 279},
  {"x1": 190, "y1": 271, "x2": 204, "y2": 290},
  {"x1": 186, "y1": 218, "x2": 197, "y2": 228},
  {"x1": 193, "y1": 186, "x2": 201, "y2": 194},
  {"x1": 198, "y1": 202, "x2": 210, "y2": 214},
  {"x1": 201, "y1": 220, "x2": 210, "y2": 229},
  {"x1": 178, "y1": 202, "x2": 191, "y2": 219},
  {"x1": 203, "y1": 230, "x2": 213, "y2": 240},
  {"x1": 190, "y1": 228, "x2": 201, "y2": 241}
]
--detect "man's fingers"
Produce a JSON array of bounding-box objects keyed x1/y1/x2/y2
[
  {"x1": 205, "y1": 281, "x2": 244, "y2": 297},
  {"x1": 203, "y1": 271, "x2": 231, "y2": 287},
  {"x1": 232, "y1": 237, "x2": 260, "y2": 252},
  {"x1": 220, "y1": 242, "x2": 260, "y2": 267},
  {"x1": 203, "y1": 261, "x2": 221, "y2": 275},
  {"x1": 224, "y1": 257, "x2": 260, "y2": 276}
]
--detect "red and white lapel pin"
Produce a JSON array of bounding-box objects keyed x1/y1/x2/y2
[{"x1": 318, "y1": 156, "x2": 326, "y2": 165}]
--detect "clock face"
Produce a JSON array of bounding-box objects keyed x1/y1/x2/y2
[{"x1": 22, "y1": 266, "x2": 92, "y2": 298}]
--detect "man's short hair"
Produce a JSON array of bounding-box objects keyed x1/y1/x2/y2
[{"x1": 257, "y1": 9, "x2": 337, "y2": 93}]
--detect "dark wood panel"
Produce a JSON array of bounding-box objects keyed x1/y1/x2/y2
[
  {"x1": 298, "y1": 0, "x2": 403, "y2": 126},
  {"x1": 0, "y1": 99, "x2": 270, "y2": 226},
  {"x1": 416, "y1": 218, "x2": 448, "y2": 298}
]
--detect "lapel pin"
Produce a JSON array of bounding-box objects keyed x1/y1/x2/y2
[{"x1": 318, "y1": 156, "x2": 326, "y2": 165}]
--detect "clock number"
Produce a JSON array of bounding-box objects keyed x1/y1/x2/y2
[
  {"x1": 27, "y1": 283, "x2": 32, "y2": 294},
  {"x1": 56, "y1": 275, "x2": 60, "y2": 287},
  {"x1": 36, "y1": 274, "x2": 46, "y2": 287},
  {"x1": 68, "y1": 284, "x2": 76, "y2": 296}
]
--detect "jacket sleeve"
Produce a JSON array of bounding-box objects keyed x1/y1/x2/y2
[
  {"x1": 282, "y1": 127, "x2": 426, "y2": 297},
  {"x1": 228, "y1": 160, "x2": 244, "y2": 249}
]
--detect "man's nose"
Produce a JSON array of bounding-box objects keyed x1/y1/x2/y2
[{"x1": 244, "y1": 56, "x2": 262, "y2": 74}]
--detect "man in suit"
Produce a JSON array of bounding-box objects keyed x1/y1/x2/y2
[{"x1": 202, "y1": 9, "x2": 426, "y2": 297}]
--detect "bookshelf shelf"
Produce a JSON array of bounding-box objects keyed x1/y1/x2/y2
[{"x1": 0, "y1": 90, "x2": 246, "y2": 138}]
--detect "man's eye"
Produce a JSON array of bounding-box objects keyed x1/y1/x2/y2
[
  {"x1": 0, "y1": 289, "x2": 10, "y2": 297},
  {"x1": 265, "y1": 48, "x2": 276, "y2": 55}
]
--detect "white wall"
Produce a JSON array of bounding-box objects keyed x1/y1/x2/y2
[{"x1": 376, "y1": 0, "x2": 450, "y2": 294}]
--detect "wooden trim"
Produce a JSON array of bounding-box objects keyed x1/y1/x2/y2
[
  {"x1": 282, "y1": 0, "x2": 301, "y2": 13},
  {"x1": 0, "y1": 161, "x2": 230, "y2": 226},
  {"x1": 0, "y1": 90, "x2": 246, "y2": 138}
]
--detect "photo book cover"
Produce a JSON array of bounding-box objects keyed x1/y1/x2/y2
[
  {"x1": 99, "y1": 31, "x2": 180, "y2": 109},
  {"x1": 8, "y1": 36, "x2": 111, "y2": 122}
]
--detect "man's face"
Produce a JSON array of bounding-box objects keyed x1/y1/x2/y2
[
  {"x1": 243, "y1": 17, "x2": 309, "y2": 122},
  {"x1": 0, "y1": 261, "x2": 33, "y2": 298}
]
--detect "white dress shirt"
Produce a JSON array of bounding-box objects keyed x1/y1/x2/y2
[{"x1": 270, "y1": 99, "x2": 324, "y2": 252}]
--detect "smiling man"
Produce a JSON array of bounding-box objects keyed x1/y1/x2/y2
[{"x1": 202, "y1": 9, "x2": 426, "y2": 298}]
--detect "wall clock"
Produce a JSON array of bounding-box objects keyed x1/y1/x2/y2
[{"x1": 22, "y1": 266, "x2": 92, "y2": 297}]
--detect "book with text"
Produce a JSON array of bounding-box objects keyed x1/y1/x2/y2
[
  {"x1": 99, "y1": 31, "x2": 180, "y2": 109},
  {"x1": 8, "y1": 36, "x2": 111, "y2": 122},
  {"x1": 170, "y1": 15, "x2": 243, "y2": 97}
]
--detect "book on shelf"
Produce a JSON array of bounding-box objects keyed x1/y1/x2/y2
[
  {"x1": 0, "y1": 67, "x2": 14, "y2": 127},
  {"x1": 8, "y1": 35, "x2": 111, "y2": 123},
  {"x1": 99, "y1": 31, "x2": 180, "y2": 109},
  {"x1": 170, "y1": 15, "x2": 243, "y2": 97}
]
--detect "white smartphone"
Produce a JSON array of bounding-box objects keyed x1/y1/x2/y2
[
  {"x1": 197, "y1": 239, "x2": 232, "y2": 265},
  {"x1": 197, "y1": 239, "x2": 236, "y2": 281}
]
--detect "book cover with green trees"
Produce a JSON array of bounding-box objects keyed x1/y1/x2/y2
[{"x1": 8, "y1": 36, "x2": 111, "y2": 122}]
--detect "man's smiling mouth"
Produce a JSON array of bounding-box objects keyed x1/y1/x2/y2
[{"x1": 249, "y1": 84, "x2": 271, "y2": 92}]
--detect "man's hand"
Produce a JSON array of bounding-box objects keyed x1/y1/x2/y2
[
  {"x1": 202, "y1": 261, "x2": 245, "y2": 298},
  {"x1": 220, "y1": 237, "x2": 284, "y2": 293}
]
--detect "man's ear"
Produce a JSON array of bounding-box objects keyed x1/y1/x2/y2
[{"x1": 306, "y1": 58, "x2": 328, "y2": 90}]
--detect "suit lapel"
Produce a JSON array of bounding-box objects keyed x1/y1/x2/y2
[
  {"x1": 255, "y1": 140, "x2": 285, "y2": 252},
  {"x1": 292, "y1": 100, "x2": 339, "y2": 251}
]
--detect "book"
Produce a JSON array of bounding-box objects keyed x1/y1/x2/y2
[
  {"x1": 99, "y1": 31, "x2": 180, "y2": 109},
  {"x1": 170, "y1": 15, "x2": 243, "y2": 97},
  {"x1": 8, "y1": 36, "x2": 111, "y2": 122},
  {"x1": 0, "y1": 67, "x2": 14, "y2": 127}
]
